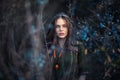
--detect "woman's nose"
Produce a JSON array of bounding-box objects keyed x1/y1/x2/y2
[{"x1": 60, "y1": 26, "x2": 63, "y2": 31}]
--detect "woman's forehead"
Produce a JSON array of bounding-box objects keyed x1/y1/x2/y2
[{"x1": 55, "y1": 18, "x2": 68, "y2": 24}]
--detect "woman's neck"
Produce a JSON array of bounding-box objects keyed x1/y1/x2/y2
[{"x1": 58, "y1": 38, "x2": 66, "y2": 48}]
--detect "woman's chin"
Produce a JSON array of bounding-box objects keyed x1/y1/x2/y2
[{"x1": 58, "y1": 36, "x2": 66, "y2": 39}]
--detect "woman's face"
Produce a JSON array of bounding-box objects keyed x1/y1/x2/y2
[{"x1": 55, "y1": 18, "x2": 68, "y2": 39}]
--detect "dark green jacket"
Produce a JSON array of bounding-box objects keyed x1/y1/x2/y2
[{"x1": 49, "y1": 47, "x2": 78, "y2": 80}]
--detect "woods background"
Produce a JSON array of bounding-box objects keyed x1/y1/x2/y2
[{"x1": 0, "y1": 0, "x2": 120, "y2": 80}]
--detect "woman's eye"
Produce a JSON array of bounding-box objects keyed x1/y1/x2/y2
[
  {"x1": 63, "y1": 25, "x2": 67, "y2": 28},
  {"x1": 55, "y1": 25, "x2": 60, "y2": 28},
  {"x1": 57, "y1": 26, "x2": 60, "y2": 28}
]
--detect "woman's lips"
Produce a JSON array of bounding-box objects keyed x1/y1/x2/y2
[{"x1": 59, "y1": 33, "x2": 64, "y2": 36}]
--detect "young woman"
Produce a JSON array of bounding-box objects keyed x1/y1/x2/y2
[{"x1": 46, "y1": 13, "x2": 78, "y2": 80}]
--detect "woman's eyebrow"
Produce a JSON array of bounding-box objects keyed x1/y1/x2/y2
[{"x1": 55, "y1": 25, "x2": 60, "y2": 27}]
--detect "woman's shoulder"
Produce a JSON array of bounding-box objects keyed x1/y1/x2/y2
[
  {"x1": 69, "y1": 40, "x2": 79, "y2": 53},
  {"x1": 67, "y1": 45, "x2": 78, "y2": 53}
]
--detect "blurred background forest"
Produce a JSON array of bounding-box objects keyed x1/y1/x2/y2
[{"x1": 0, "y1": 0, "x2": 120, "y2": 80}]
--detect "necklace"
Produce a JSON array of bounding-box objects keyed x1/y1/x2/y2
[
  {"x1": 53, "y1": 49, "x2": 62, "y2": 58},
  {"x1": 53, "y1": 50, "x2": 62, "y2": 70}
]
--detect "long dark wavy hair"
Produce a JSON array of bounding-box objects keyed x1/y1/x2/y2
[{"x1": 47, "y1": 12, "x2": 73, "y2": 50}]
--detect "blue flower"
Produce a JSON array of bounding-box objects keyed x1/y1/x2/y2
[
  {"x1": 99, "y1": 22, "x2": 105, "y2": 28},
  {"x1": 77, "y1": 25, "x2": 89, "y2": 41}
]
